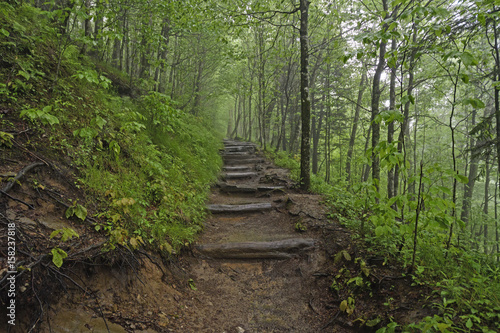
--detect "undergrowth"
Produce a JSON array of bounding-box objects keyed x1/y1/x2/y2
[
  {"x1": 266, "y1": 149, "x2": 500, "y2": 332},
  {"x1": 1, "y1": 3, "x2": 222, "y2": 254}
]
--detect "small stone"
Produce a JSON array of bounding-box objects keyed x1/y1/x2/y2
[
  {"x1": 6, "y1": 209, "x2": 16, "y2": 220},
  {"x1": 18, "y1": 217, "x2": 36, "y2": 226},
  {"x1": 237, "y1": 327, "x2": 245, "y2": 333},
  {"x1": 147, "y1": 311, "x2": 153, "y2": 315}
]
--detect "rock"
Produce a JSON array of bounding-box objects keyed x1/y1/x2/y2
[
  {"x1": 236, "y1": 327, "x2": 245, "y2": 333},
  {"x1": 18, "y1": 217, "x2": 36, "y2": 226},
  {"x1": 6, "y1": 209, "x2": 16, "y2": 220}
]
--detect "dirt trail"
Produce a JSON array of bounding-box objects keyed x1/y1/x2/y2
[{"x1": 174, "y1": 140, "x2": 339, "y2": 332}]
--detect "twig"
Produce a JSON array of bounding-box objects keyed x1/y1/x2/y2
[
  {"x1": 1, "y1": 162, "x2": 45, "y2": 193},
  {"x1": 0, "y1": 189, "x2": 35, "y2": 209},
  {"x1": 321, "y1": 311, "x2": 340, "y2": 330}
]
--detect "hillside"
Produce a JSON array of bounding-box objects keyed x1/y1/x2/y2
[{"x1": 0, "y1": 3, "x2": 223, "y2": 330}]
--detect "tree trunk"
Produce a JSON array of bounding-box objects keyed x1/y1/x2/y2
[
  {"x1": 460, "y1": 109, "x2": 478, "y2": 225},
  {"x1": 370, "y1": 0, "x2": 388, "y2": 190},
  {"x1": 299, "y1": 0, "x2": 311, "y2": 190},
  {"x1": 346, "y1": 72, "x2": 367, "y2": 185},
  {"x1": 484, "y1": 155, "x2": 490, "y2": 253},
  {"x1": 387, "y1": 37, "x2": 397, "y2": 198}
]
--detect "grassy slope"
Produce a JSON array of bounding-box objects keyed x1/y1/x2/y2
[{"x1": 0, "y1": 3, "x2": 222, "y2": 253}]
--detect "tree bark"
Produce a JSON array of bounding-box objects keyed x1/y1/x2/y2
[
  {"x1": 370, "y1": 0, "x2": 388, "y2": 190},
  {"x1": 299, "y1": 0, "x2": 311, "y2": 190},
  {"x1": 346, "y1": 71, "x2": 367, "y2": 185}
]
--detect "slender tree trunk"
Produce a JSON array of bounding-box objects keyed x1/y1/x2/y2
[
  {"x1": 299, "y1": 0, "x2": 311, "y2": 190},
  {"x1": 484, "y1": 155, "x2": 491, "y2": 253},
  {"x1": 346, "y1": 72, "x2": 367, "y2": 185},
  {"x1": 387, "y1": 38, "x2": 397, "y2": 198},
  {"x1": 370, "y1": 0, "x2": 388, "y2": 190},
  {"x1": 460, "y1": 109, "x2": 479, "y2": 225}
]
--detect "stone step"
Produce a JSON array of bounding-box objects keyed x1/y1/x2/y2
[
  {"x1": 222, "y1": 172, "x2": 258, "y2": 180},
  {"x1": 207, "y1": 202, "x2": 272, "y2": 213},
  {"x1": 195, "y1": 238, "x2": 315, "y2": 259}
]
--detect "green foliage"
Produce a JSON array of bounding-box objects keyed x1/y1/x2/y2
[
  {"x1": 50, "y1": 228, "x2": 80, "y2": 242},
  {"x1": 73, "y1": 69, "x2": 112, "y2": 89},
  {"x1": 65, "y1": 203, "x2": 88, "y2": 221},
  {"x1": 0, "y1": 131, "x2": 14, "y2": 147},
  {"x1": 51, "y1": 247, "x2": 68, "y2": 268},
  {"x1": 0, "y1": 3, "x2": 222, "y2": 256},
  {"x1": 20, "y1": 105, "x2": 60, "y2": 126}
]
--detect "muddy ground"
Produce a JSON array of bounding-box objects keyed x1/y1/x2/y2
[{"x1": 0, "y1": 139, "x2": 434, "y2": 332}]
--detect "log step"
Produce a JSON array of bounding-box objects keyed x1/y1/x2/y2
[
  {"x1": 218, "y1": 183, "x2": 285, "y2": 193},
  {"x1": 223, "y1": 154, "x2": 258, "y2": 160},
  {"x1": 222, "y1": 151, "x2": 252, "y2": 156},
  {"x1": 225, "y1": 158, "x2": 264, "y2": 165},
  {"x1": 224, "y1": 145, "x2": 256, "y2": 153},
  {"x1": 223, "y1": 166, "x2": 252, "y2": 172},
  {"x1": 223, "y1": 172, "x2": 258, "y2": 179},
  {"x1": 207, "y1": 202, "x2": 272, "y2": 213},
  {"x1": 195, "y1": 238, "x2": 315, "y2": 259},
  {"x1": 223, "y1": 141, "x2": 256, "y2": 147}
]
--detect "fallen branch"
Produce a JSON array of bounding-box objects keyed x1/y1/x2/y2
[{"x1": 1, "y1": 162, "x2": 45, "y2": 193}]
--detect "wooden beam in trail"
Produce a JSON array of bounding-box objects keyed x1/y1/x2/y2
[
  {"x1": 223, "y1": 172, "x2": 258, "y2": 179},
  {"x1": 223, "y1": 166, "x2": 252, "y2": 172},
  {"x1": 224, "y1": 158, "x2": 264, "y2": 165},
  {"x1": 224, "y1": 146, "x2": 256, "y2": 153},
  {"x1": 222, "y1": 151, "x2": 252, "y2": 156},
  {"x1": 207, "y1": 202, "x2": 272, "y2": 213},
  {"x1": 223, "y1": 140, "x2": 256, "y2": 146},
  {"x1": 223, "y1": 154, "x2": 258, "y2": 161},
  {"x1": 195, "y1": 238, "x2": 316, "y2": 259},
  {"x1": 217, "y1": 183, "x2": 286, "y2": 194}
]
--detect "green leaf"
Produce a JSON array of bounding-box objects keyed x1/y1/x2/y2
[
  {"x1": 366, "y1": 317, "x2": 381, "y2": 327},
  {"x1": 460, "y1": 52, "x2": 478, "y2": 67},
  {"x1": 0, "y1": 28, "x2": 10, "y2": 37},
  {"x1": 466, "y1": 318, "x2": 473, "y2": 329},
  {"x1": 65, "y1": 206, "x2": 75, "y2": 219},
  {"x1": 188, "y1": 278, "x2": 197, "y2": 291},
  {"x1": 51, "y1": 248, "x2": 68, "y2": 268},
  {"x1": 340, "y1": 300, "x2": 348, "y2": 312},
  {"x1": 460, "y1": 74, "x2": 469, "y2": 84},
  {"x1": 462, "y1": 98, "x2": 485, "y2": 109},
  {"x1": 74, "y1": 204, "x2": 87, "y2": 221}
]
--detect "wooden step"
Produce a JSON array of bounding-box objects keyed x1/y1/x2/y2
[
  {"x1": 223, "y1": 154, "x2": 258, "y2": 161},
  {"x1": 224, "y1": 145, "x2": 256, "y2": 153},
  {"x1": 218, "y1": 183, "x2": 285, "y2": 194},
  {"x1": 223, "y1": 172, "x2": 258, "y2": 180},
  {"x1": 223, "y1": 166, "x2": 252, "y2": 172},
  {"x1": 195, "y1": 238, "x2": 315, "y2": 259},
  {"x1": 223, "y1": 141, "x2": 256, "y2": 147},
  {"x1": 224, "y1": 158, "x2": 264, "y2": 165},
  {"x1": 222, "y1": 151, "x2": 252, "y2": 156},
  {"x1": 207, "y1": 202, "x2": 272, "y2": 213}
]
